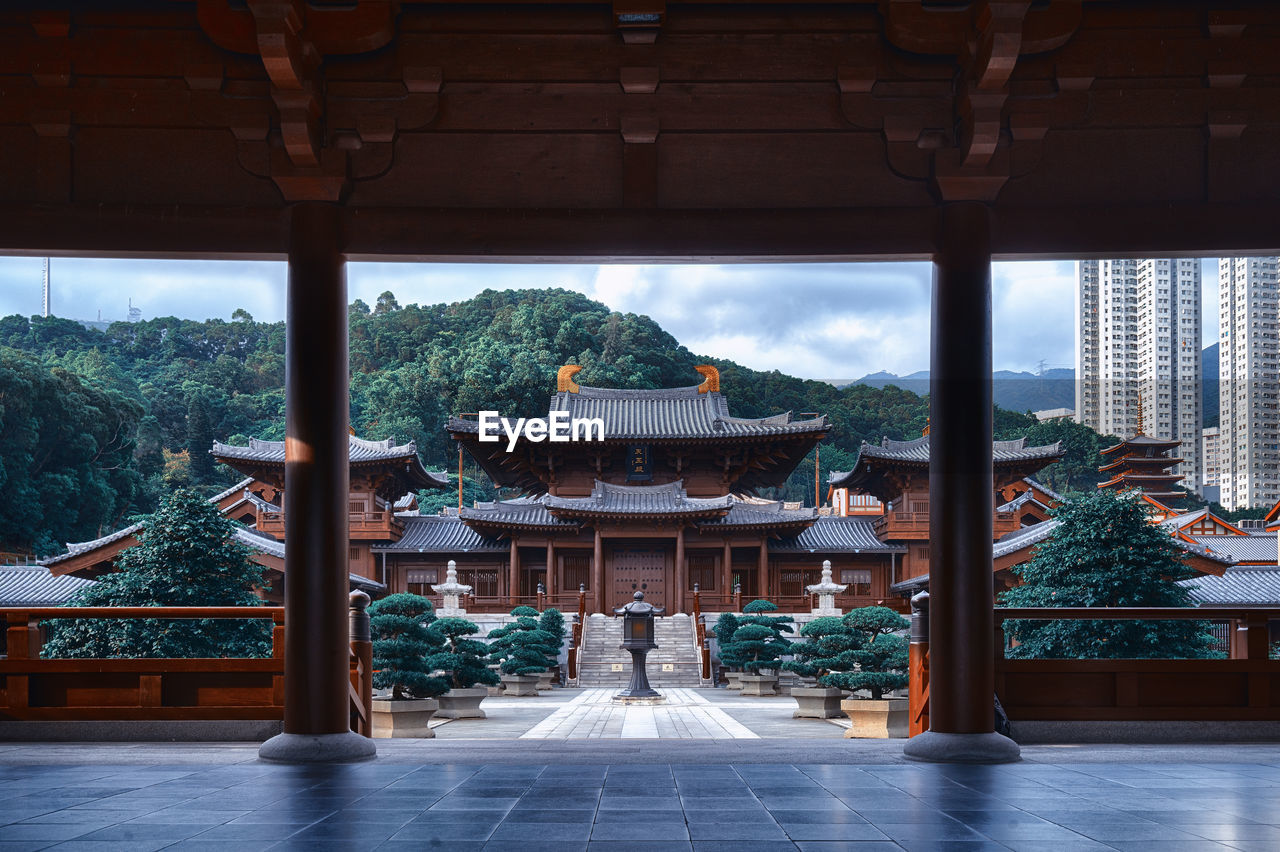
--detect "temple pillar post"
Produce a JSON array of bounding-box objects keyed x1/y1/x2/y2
[
  {"x1": 592, "y1": 528, "x2": 604, "y2": 614},
  {"x1": 757, "y1": 539, "x2": 770, "y2": 601},
  {"x1": 546, "y1": 539, "x2": 556, "y2": 598},
  {"x1": 903, "y1": 202, "x2": 1019, "y2": 764},
  {"x1": 508, "y1": 539, "x2": 520, "y2": 606},
  {"x1": 722, "y1": 539, "x2": 732, "y2": 601},
  {"x1": 674, "y1": 526, "x2": 686, "y2": 613},
  {"x1": 259, "y1": 203, "x2": 374, "y2": 764}
]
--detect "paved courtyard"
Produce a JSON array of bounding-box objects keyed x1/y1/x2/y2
[
  {"x1": 429, "y1": 688, "x2": 845, "y2": 740},
  {"x1": 2, "y1": 742, "x2": 1280, "y2": 851}
]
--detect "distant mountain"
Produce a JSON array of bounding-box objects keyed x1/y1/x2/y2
[
  {"x1": 1203, "y1": 343, "x2": 1218, "y2": 429},
  {"x1": 840, "y1": 368, "x2": 1076, "y2": 414}
]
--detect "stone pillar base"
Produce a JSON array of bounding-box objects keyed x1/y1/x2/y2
[
  {"x1": 258, "y1": 731, "x2": 376, "y2": 764},
  {"x1": 903, "y1": 730, "x2": 1020, "y2": 764}
]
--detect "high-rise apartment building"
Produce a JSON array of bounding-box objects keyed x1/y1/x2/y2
[
  {"x1": 1202, "y1": 426, "x2": 1221, "y2": 489},
  {"x1": 1076, "y1": 259, "x2": 1202, "y2": 493},
  {"x1": 1217, "y1": 257, "x2": 1280, "y2": 510}
]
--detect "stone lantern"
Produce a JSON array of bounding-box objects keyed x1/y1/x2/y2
[
  {"x1": 432, "y1": 560, "x2": 471, "y2": 616},
  {"x1": 612, "y1": 591, "x2": 665, "y2": 703},
  {"x1": 806, "y1": 559, "x2": 847, "y2": 616}
]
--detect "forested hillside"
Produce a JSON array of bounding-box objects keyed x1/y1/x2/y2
[{"x1": 0, "y1": 288, "x2": 1113, "y2": 557}]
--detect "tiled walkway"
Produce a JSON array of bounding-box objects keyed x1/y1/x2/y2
[
  {"x1": 2, "y1": 745, "x2": 1280, "y2": 851},
  {"x1": 520, "y1": 689, "x2": 760, "y2": 739}
]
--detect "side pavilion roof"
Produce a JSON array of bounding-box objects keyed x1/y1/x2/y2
[
  {"x1": 828, "y1": 436, "x2": 1063, "y2": 499},
  {"x1": 212, "y1": 435, "x2": 449, "y2": 493}
]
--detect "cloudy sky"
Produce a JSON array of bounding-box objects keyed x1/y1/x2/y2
[{"x1": 0, "y1": 257, "x2": 1220, "y2": 381}]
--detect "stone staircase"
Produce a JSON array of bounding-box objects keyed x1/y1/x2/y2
[{"x1": 576, "y1": 614, "x2": 704, "y2": 687}]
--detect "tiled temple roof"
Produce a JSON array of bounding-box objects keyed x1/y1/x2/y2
[
  {"x1": 462, "y1": 497, "x2": 581, "y2": 530},
  {"x1": 372, "y1": 515, "x2": 508, "y2": 553},
  {"x1": 449, "y1": 384, "x2": 828, "y2": 442},
  {"x1": 0, "y1": 566, "x2": 95, "y2": 606},
  {"x1": 234, "y1": 528, "x2": 385, "y2": 592},
  {"x1": 700, "y1": 500, "x2": 818, "y2": 530},
  {"x1": 1179, "y1": 565, "x2": 1280, "y2": 606},
  {"x1": 1189, "y1": 535, "x2": 1277, "y2": 564},
  {"x1": 212, "y1": 435, "x2": 449, "y2": 488},
  {"x1": 544, "y1": 480, "x2": 733, "y2": 518},
  {"x1": 42, "y1": 522, "x2": 145, "y2": 568},
  {"x1": 769, "y1": 517, "x2": 907, "y2": 553},
  {"x1": 828, "y1": 436, "x2": 1063, "y2": 489}
]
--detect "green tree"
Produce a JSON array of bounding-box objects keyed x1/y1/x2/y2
[
  {"x1": 486, "y1": 606, "x2": 557, "y2": 675},
  {"x1": 781, "y1": 616, "x2": 860, "y2": 680},
  {"x1": 716, "y1": 599, "x2": 794, "y2": 673},
  {"x1": 42, "y1": 489, "x2": 272, "y2": 659},
  {"x1": 538, "y1": 608, "x2": 567, "y2": 672},
  {"x1": 1001, "y1": 489, "x2": 1219, "y2": 659},
  {"x1": 426, "y1": 617, "x2": 500, "y2": 690},
  {"x1": 368, "y1": 593, "x2": 448, "y2": 699},
  {"x1": 821, "y1": 607, "x2": 909, "y2": 699}
]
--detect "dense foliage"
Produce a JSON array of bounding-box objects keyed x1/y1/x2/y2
[
  {"x1": 538, "y1": 608, "x2": 567, "y2": 673},
  {"x1": 715, "y1": 599, "x2": 794, "y2": 673},
  {"x1": 819, "y1": 607, "x2": 910, "y2": 699},
  {"x1": 781, "y1": 616, "x2": 858, "y2": 681},
  {"x1": 1001, "y1": 490, "x2": 1220, "y2": 660},
  {"x1": 487, "y1": 606, "x2": 558, "y2": 675},
  {"x1": 368, "y1": 592, "x2": 449, "y2": 699},
  {"x1": 42, "y1": 490, "x2": 272, "y2": 659},
  {"x1": 1, "y1": 288, "x2": 1122, "y2": 557},
  {"x1": 428, "y1": 617, "x2": 501, "y2": 691}
]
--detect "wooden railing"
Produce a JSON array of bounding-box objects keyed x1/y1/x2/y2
[
  {"x1": 906, "y1": 599, "x2": 1280, "y2": 734},
  {"x1": 569, "y1": 586, "x2": 587, "y2": 682},
  {"x1": 258, "y1": 510, "x2": 403, "y2": 538},
  {"x1": 875, "y1": 510, "x2": 1019, "y2": 539},
  {"x1": 2, "y1": 602, "x2": 374, "y2": 737},
  {"x1": 692, "y1": 586, "x2": 711, "y2": 681}
]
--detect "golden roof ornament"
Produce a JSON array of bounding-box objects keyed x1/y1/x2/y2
[
  {"x1": 695, "y1": 364, "x2": 720, "y2": 393},
  {"x1": 557, "y1": 364, "x2": 582, "y2": 393}
]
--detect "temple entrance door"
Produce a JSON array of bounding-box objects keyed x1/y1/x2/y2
[{"x1": 610, "y1": 547, "x2": 667, "y2": 612}]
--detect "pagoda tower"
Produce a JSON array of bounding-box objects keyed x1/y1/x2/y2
[{"x1": 1097, "y1": 434, "x2": 1186, "y2": 504}]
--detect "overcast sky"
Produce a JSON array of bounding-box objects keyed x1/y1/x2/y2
[{"x1": 0, "y1": 257, "x2": 1220, "y2": 380}]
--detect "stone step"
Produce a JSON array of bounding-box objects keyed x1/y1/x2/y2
[{"x1": 574, "y1": 615, "x2": 704, "y2": 686}]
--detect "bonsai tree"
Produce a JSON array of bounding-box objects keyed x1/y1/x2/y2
[
  {"x1": 1001, "y1": 489, "x2": 1218, "y2": 659},
  {"x1": 43, "y1": 489, "x2": 272, "y2": 659},
  {"x1": 822, "y1": 606, "x2": 909, "y2": 700},
  {"x1": 486, "y1": 606, "x2": 558, "y2": 675},
  {"x1": 428, "y1": 617, "x2": 500, "y2": 691},
  {"x1": 782, "y1": 616, "x2": 859, "y2": 682},
  {"x1": 713, "y1": 612, "x2": 742, "y2": 671},
  {"x1": 368, "y1": 593, "x2": 448, "y2": 700},
  {"x1": 718, "y1": 599, "x2": 794, "y2": 673},
  {"x1": 538, "y1": 608, "x2": 567, "y2": 672}
]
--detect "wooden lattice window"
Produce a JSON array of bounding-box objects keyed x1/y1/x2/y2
[
  {"x1": 459, "y1": 567, "x2": 498, "y2": 597},
  {"x1": 562, "y1": 554, "x2": 590, "y2": 591},
  {"x1": 841, "y1": 568, "x2": 872, "y2": 596},
  {"x1": 687, "y1": 554, "x2": 716, "y2": 591}
]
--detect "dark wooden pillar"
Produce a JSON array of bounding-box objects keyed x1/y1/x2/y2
[
  {"x1": 592, "y1": 528, "x2": 604, "y2": 614},
  {"x1": 904, "y1": 202, "x2": 1018, "y2": 764},
  {"x1": 722, "y1": 539, "x2": 732, "y2": 599},
  {"x1": 508, "y1": 539, "x2": 520, "y2": 605},
  {"x1": 757, "y1": 541, "x2": 770, "y2": 600},
  {"x1": 546, "y1": 539, "x2": 556, "y2": 597},
  {"x1": 674, "y1": 527, "x2": 686, "y2": 613},
  {"x1": 259, "y1": 203, "x2": 374, "y2": 763}
]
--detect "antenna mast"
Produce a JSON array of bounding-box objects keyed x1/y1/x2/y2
[{"x1": 42, "y1": 258, "x2": 50, "y2": 317}]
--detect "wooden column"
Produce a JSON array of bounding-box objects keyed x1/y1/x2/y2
[
  {"x1": 508, "y1": 539, "x2": 520, "y2": 606},
  {"x1": 904, "y1": 202, "x2": 1017, "y2": 763},
  {"x1": 592, "y1": 528, "x2": 604, "y2": 614},
  {"x1": 674, "y1": 526, "x2": 686, "y2": 613},
  {"x1": 546, "y1": 539, "x2": 556, "y2": 597},
  {"x1": 260, "y1": 203, "x2": 373, "y2": 762},
  {"x1": 758, "y1": 540, "x2": 770, "y2": 600},
  {"x1": 722, "y1": 539, "x2": 732, "y2": 599}
]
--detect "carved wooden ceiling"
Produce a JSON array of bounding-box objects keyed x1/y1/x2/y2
[{"x1": 2, "y1": 1, "x2": 1278, "y2": 260}]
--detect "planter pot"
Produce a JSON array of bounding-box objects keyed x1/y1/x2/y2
[
  {"x1": 371, "y1": 698, "x2": 438, "y2": 739},
  {"x1": 436, "y1": 687, "x2": 488, "y2": 719},
  {"x1": 738, "y1": 674, "x2": 779, "y2": 697},
  {"x1": 500, "y1": 674, "x2": 540, "y2": 697},
  {"x1": 725, "y1": 672, "x2": 743, "y2": 690},
  {"x1": 841, "y1": 698, "x2": 908, "y2": 739},
  {"x1": 792, "y1": 686, "x2": 847, "y2": 719},
  {"x1": 536, "y1": 671, "x2": 555, "y2": 691}
]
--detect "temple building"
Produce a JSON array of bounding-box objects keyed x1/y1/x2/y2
[
  {"x1": 376, "y1": 365, "x2": 907, "y2": 614},
  {"x1": 1097, "y1": 433, "x2": 1187, "y2": 504}
]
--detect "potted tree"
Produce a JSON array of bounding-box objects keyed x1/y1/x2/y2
[
  {"x1": 536, "y1": 608, "x2": 567, "y2": 690},
  {"x1": 824, "y1": 606, "x2": 910, "y2": 738},
  {"x1": 429, "y1": 616, "x2": 500, "y2": 719},
  {"x1": 720, "y1": 599, "x2": 793, "y2": 696},
  {"x1": 487, "y1": 606, "x2": 556, "y2": 696},
  {"x1": 782, "y1": 616, "x2": 853, "y2": 718},
  {"x1": 368, "y1": 593, "x2": 448, "y2": 738},
  {"x1": 713, "y1": 612, "x2": 743, "y2": 689}
]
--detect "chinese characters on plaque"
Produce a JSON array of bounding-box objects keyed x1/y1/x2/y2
[{"x1": 627, "y1": 444, "x2": 652, "y2": 482}]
